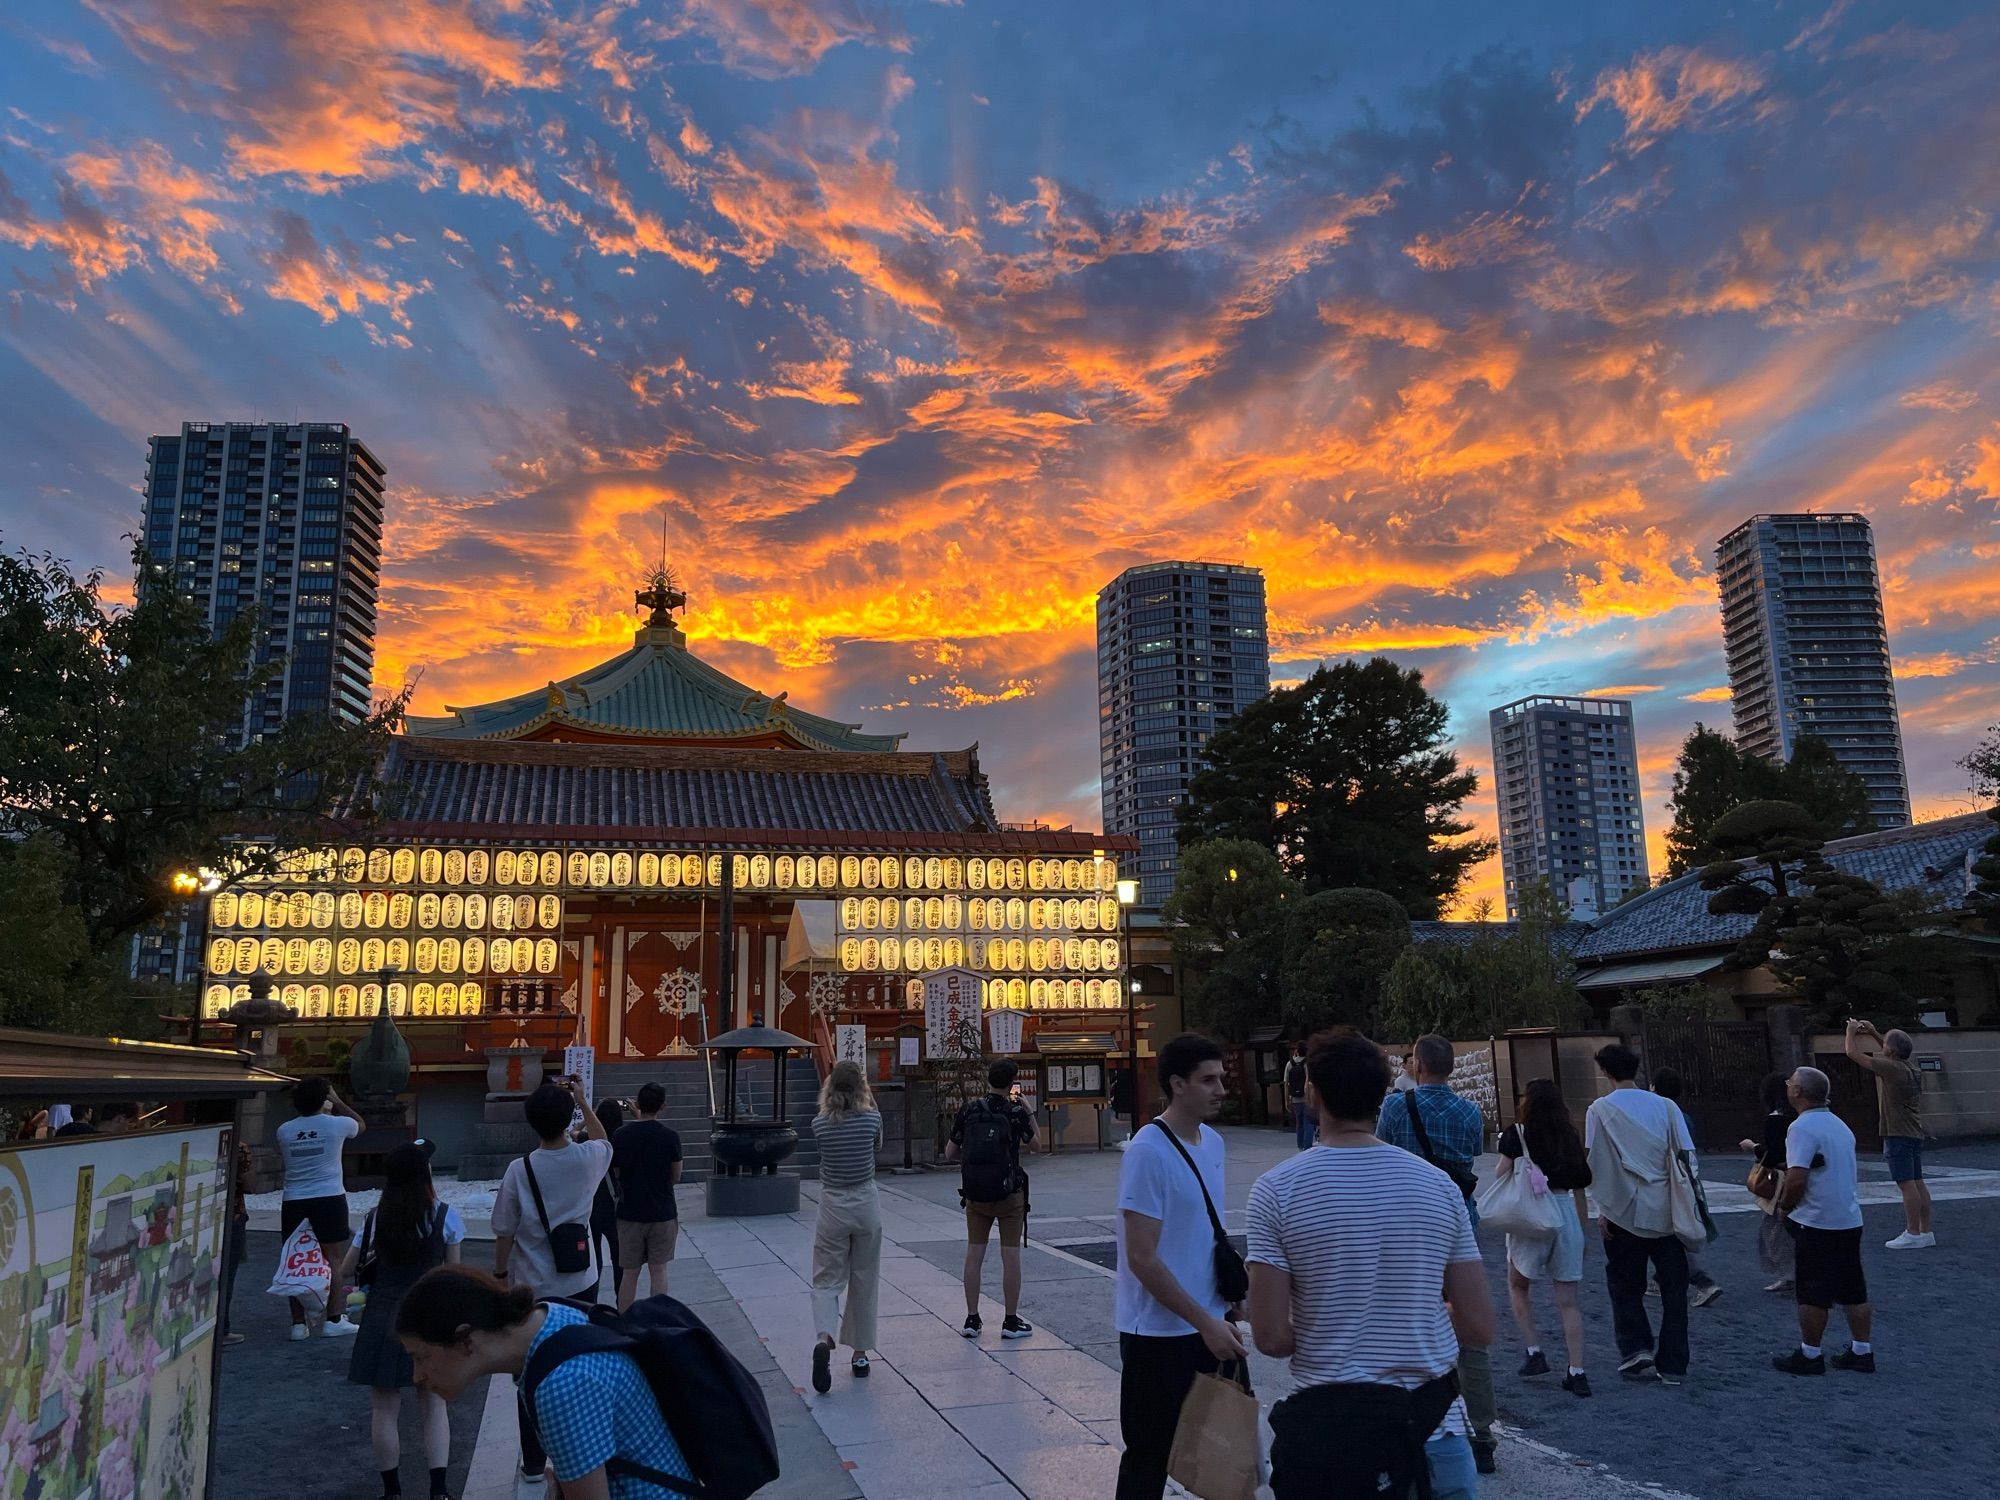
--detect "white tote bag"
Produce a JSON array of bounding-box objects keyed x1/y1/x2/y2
[
  {"x1": 267, "y1": 1220, "x2": 331, "y2": 1310},
  {"x1": 1474, "y1": 1126, "x2": 1568, "y2": 1239}
]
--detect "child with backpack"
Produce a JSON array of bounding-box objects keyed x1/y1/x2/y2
[
  {"x1": 944, "y1": 1059, "x2": 1040, "y2": 1339},
  {"x1": 395, "y1": 1266, "x2": 778, "y2": 1500}
]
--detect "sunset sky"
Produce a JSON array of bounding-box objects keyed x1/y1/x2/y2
[{"x1": 2, "y1": 0, "x2": 1996, "y2": 909}]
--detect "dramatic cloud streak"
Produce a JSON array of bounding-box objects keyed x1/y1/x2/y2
[{"x1": 3, "y1": 0, "x2": 1997, "y2": 912}]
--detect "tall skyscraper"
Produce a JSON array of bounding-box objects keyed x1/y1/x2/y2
[
  {"x1": 1490, "y1": 695, "x2": 1649, "y2": 919},
  {"x1": 134, "y1": 421, "x2": 385, "y2": 980},
  {"x1": 1715, "y1": 513, "x2": 1909, "y2": 829},
  {"x1": 1097, "y1": 562, "x2": 1269, "y2": 907}
]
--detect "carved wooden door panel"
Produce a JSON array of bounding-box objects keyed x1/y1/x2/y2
[{"x1": 617, "y1": 929, "x2": 712, "y2": 1058}]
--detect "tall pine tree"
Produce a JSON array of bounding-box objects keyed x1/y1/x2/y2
[
  {"x1": 1664, "y1": 725, "x2": 1873, "y2": 877},
  {"x1": 1176, "y1": 658, "x2": 1491, "y2": 918}
]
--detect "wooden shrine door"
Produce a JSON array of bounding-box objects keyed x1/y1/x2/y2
[{"x1": 610, "y1": 927, "x2": 716, "y2": 1059}]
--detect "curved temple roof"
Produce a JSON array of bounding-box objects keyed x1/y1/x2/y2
[{"x1": 406, "y1": 578, "x2": 903, "y2": 753}]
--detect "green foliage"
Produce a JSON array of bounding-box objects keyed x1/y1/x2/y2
[
  {"x1": 1964, "y1": 727, "x2": 2000, "y2": 929},
  {"x1": 1664, "y1": 725, "x2": 1874, "y2": 877},
  {"x1": 1629, "y1": 982, "x2": 1722, "y2": 1020},
  {"x1": 1176, "y1": 658, "x2": 1493, "y2": 918},
  {"x1": 1281, "y1": 887, "x2": 1410, "y2": 1033},
  {"x1": 1166, "y1": 840, "x2": 1295, "y2": 1041},
  {"x1": 0, "y1": 547, "x2": 407, "y2": 960},
  {"x1": 1766, "y1": 870, "x2": 1946, "y2": 1029},
  {"x1": 1376, "y1": 945, "x2": 1468, "y2": 1042},
  {"x1": 0, "y1": 835, "x2": 174, "y2": 1037}
]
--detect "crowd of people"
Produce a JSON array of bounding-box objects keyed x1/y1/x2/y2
[{"x1": 110, "y1": 1001, "x2": 1916, "y2": 1500}]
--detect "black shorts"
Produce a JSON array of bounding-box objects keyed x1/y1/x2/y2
[
  {"x1": 280, "y1": 1193, "x2": 353, "y2": 1249},
  {"x1": 1789, "y1": 1222, "x2": 1867, "y2": 1309}
]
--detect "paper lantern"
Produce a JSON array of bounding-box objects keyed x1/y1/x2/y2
[
  {"x1": 748, "y1": 854, "x2": 769, "y2": 888},
  {"x1": 817, "y1": 856, "x2": 839, "y2": 888},
  {"x1": 539, "y1": 895, "x2": 561, "y2": 929},
  {"x1": 336, "y1": 938, "x2": 361, "y2": 974},
  {"x1": 923, "y1": 856, "x2": 943, "y2": 890},
  {"x1": 417, "y1": 893, "x2": 441, "y2": 930},
  {"x1": 880, "y1": 856, "x2": 900, "y2": 891},
  {"x1": 490, "y1": 940, "x2": 512, "y2": 974},
  {"x1": 419, "y1": 848, "x2": 442, "y2": 884},
  {"x1": 444, "y1": 849, "x2": 466, "y2": 885},
  {"x1": 212, "y1": 891, "x2": 239, "y2": 928},
  {"x1": 338, "y1": 892, "x2": 363, "y2": 928},
  {"x1": 203, "y1": 984, "x2": 230, "y2": 1017},
  {"x1": 513, "y1": 894, "x2": 535, "y2": 930},
  {"x1": 589, "y1": 851, "x2": 611, "y2": 887},
  {"x1": 460, "y1": 981, "x2": 483, "y2": 1014},
  {"x1": 880, "y1": 937, "x2": 902, "y2": 971},
  {"x1": 339, "y1": 847, "x2": 366, "y2": 883},
  {"x1": 568, "y1": 851, "x2": 590, "y2": 886},
  {"x1": 924, "y1": 937, "x2": 945, "y2": 971},
  {"x1": 389, "y1": 892, "x2": 414, "y2": 929},
  {"x1": 462, "y1": 937, "x2": 487, "y2": 973},
  {"x1": 792, "y1": 854, "x2": 813, "y2": 890},
  {"x1": 309, "y1": 938, "x2": 333, "y2": 976},
  {"x1": 361, "y1": 937, "x2": 385, "y2": 972},
  {"x1": 859, "y1": 938, "x2": 880, "y2": 971},
  {"x1": 411, "y1": 982, "x2": 435, "y2": 1016},
  {"x1": 437, "y1": 937, "x2": 461, "y2": 974},
  {"x1": 311, "y1": 892, "x2": 335, "y2": 929},
  {"x1": 495, "y1": 851, "x2": 517, "y2": 885},
  {"x1": 860, "y1": 856, "x2": 880, "y2": 890},
  {"x1": 1006, "y1": 898, "x2": 1027, "y2": 930},
  {"x1": 387, "y1": 982, "x2": 408, "y2": 1017},
  {"x1": 462, "y1": 893, "x2": 486, "y2": 928},
  {"x1": 266, "y1": 897, "x2": 290, "y2": 931},
  {"x1": 840, "y1": 937, "x2": 861, "y2": 970},
  {"x1": 415, "y1": 937, "x2": 438, "y2": 973},
  {"x1": 461, "y1": 850, "x2": 487, "y2": 884},
  {"x1": 775, "y1": 855, "x2": 796, "y2": 888},
  {"x1": 968, "y1": 859, "x2": 987, "y2": 891},
  {"x1": 536, "y1": 938, "x2": 558, "y2": 974},
  {"x1": 208, "y1": 939, "x2": 233, "y2": 975},
  {"x1": 539, "y1": 851, "x2": 561, "y2": 886}
]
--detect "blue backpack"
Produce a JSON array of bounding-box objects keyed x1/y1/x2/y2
[{"x1": 521, "y1": 1296, "x2": 779, "y2": 1498}]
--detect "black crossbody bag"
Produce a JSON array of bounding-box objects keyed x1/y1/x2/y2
[
  {"x1": 522, "y1": 1154, "x2": 594, "y2": 1276},
  {"x1": 1404, "y1": 1092, "x2": 1480, "y2": 1203},
  {"x1": 1148, "y1": 1120, "x2": 1250, "y2": 1304}
]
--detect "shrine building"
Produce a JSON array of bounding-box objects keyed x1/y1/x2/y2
[{"x1": 198, "y1": 571, "x2": 1138, "y2": 1136}]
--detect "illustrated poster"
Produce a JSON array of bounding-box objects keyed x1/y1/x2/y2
[{"x1": 0, "y1": 1125, "x2": 233, "y2": 1500}]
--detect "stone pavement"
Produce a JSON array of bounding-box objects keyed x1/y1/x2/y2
[{"x1": 231, "y1": 1130, "x2": 2000, "y2": 1499}]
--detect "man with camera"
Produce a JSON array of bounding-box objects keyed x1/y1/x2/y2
[{"x1": 1844, "y1": 1019, "x2": 1933, "y2": 1249}]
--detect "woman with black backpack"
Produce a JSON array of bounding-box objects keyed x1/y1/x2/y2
[
  {"x1": 395, "y1": 1266, "x2": 696, "y2": 1498},
  {"x1": 338, "y1": 1141, "x2": 465, "y2": 1500}
]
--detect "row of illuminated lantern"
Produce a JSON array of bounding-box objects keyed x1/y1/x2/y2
[
  {"x1": 837, "y1": 935, "x2": 1121, "y2": 974},
  {"x1": 840, "y1": 896, "x2": 1123, "y2": 933},
  {"x1": 982, "y1": 977, "x2": 1126, "y2": 1010},
  {"x1": 210, "y1": 890, "x2": 563, "y2": 934},
  {"x1": 200, "y1": 980, "x2": 487, "y2": 1020},
  {"x1": 206, "y1": 934, "x2": 560, "y2": 979},
  {"x1": 237, "y1": 846, "x2": 1120, "y2": 895}
]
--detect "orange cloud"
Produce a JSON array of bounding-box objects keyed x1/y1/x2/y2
[
  {"x1": 1580, "y1": 46, "x2": 1774, "y2": 149},
  {"x1": 658, "y1": 0, "x2": 911, "y2": 79},
  {"x1": 262, "y1": 210, "x2": 425, "y2": 334},
  {"x1": 1682, "y1": 685, "x2": 1733, "y2": 702}
]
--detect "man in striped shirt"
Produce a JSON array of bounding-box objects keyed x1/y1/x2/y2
[{"x1": 1249, "y1": 1035, "x2": 1496, "y2": 1500}]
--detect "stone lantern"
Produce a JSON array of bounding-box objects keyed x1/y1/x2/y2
[
  {"x1": 348, "y1": 970, "x2": 413, "y2": 1130},
  {"x1": 220, "y1": 971, "x2": 295, "y2": 1191}
]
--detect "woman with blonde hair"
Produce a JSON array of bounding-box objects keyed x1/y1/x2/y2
[{"x1": 809, "y1": 1057, "x2": 884, "y2": 1394}]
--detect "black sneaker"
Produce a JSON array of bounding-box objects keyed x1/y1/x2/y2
[
  {"x1": 1617, "y1": 1352, "x2": 1655, "y2": 1380},
  {"x1": 1772, "y1": 1350, "x2": 1826, "y2": 1376},
  {"x1": 960, "y1": 1314, "x2": 982, "y2": 1339},
  {"x1": 1519, "y1": 1350, "x2": 1551, "y2": 1377},
  {"x1": 1561, "y1": 1372, "x2": 1593, "y2": 1398},
  {"x1": 1001, "y1": 1315, "x2": 1034, "y2": 1339},
  {"x1": 1831, "y1": 1347, "x2": 1876, "y2": 1374},
  {"x1": 811, "y1": 1340, "x2": 832, "y2": 1394},
  {"x1": 1472, "y1": 1441, "x2": 1497, "y2": 1476}
]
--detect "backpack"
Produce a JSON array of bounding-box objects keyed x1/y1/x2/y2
[
  {"x1": 1284, "y1": 1058, "x2": 1305, "y2": 1100},
  {"x1": 521, "y1": 1296, "x2": 780, "y2": 1500},
  {"x1": 958, "y1": 1097, "x2": 1020, "y2": 1204}
]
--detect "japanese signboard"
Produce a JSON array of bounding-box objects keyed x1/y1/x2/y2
[
  {"x1": 923, "y1": 966, "x2": 983, "y2": 1058},
  {"x1": 987, "y1": 1008, "x2": 1025, "y2": 1056},
  {"x1": 835, "y1": 1025, "x2": 867, "y2": 1068}
]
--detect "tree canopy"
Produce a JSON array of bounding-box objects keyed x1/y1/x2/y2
[
  {"x1": 1280, "y1": 887, "x2": 1410, "y2": 1034},
  {"x1": 0, "y1": 547, "x2": 405, "y2": 1027},
  {"x1": 1164, "y1": 839, "x2": 1295, "y2": 1040},
  {"x1": 1176, "y1": 658, "x2": 1491, "y2": 918},
  {"x1": 1664, "y1": 724, "x2": 1874, "y2": 877}
]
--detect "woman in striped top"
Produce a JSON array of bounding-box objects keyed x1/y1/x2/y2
[{"x1": 809, "y1": 1059, "x2": 884, "y2": 1393}]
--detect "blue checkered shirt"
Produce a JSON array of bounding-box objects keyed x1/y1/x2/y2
[
  {"x1": 1378, "y1": 1084, "x2": 1484, "y2": 1171},
  {"x1": 526, "y1": 1303, "x2": 694, "y2": 1497}
]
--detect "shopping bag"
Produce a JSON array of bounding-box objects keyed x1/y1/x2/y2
[
  {"x1": 1167, "y1": 1360, "x2": 1263, "y2": 1500},
  {"x1": 1667, "y1": 1148, "x2": 1708, "y2": 1253},
  {"x1": 1473, "y1": 1127, "x2": 1567, "y2": 1239},
  {"x1": 268, "y1": 1220, "x2": 332, "y2": 1310}
]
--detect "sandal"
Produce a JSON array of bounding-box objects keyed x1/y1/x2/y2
[{"x1": 850, "y1": 1353, "x2": 871, "y2": 1377}]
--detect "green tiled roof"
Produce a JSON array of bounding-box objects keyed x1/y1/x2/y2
[{"x1": 405, "y1": 623, "x2": 904, "y2": 752}]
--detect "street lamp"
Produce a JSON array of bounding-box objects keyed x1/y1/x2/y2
[{"x1": 1116, "y1": 873, "x2": 1142, "y2": 1127}]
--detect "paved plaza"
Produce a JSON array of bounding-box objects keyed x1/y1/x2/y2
[{"x1": 220, "y1": 1129, "x2": 2000, "y2": 1500}]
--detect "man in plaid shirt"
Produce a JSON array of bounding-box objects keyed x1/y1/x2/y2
[{"x1": 1378, "y1": 1034, "x2": 1498, "y2": 1477}]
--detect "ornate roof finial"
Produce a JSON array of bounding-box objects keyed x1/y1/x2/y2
[{"x1": 636, "y1": 565, "x2": 687, "y2": 629}]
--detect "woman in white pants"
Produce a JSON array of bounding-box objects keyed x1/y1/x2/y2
[{"x1": 810, "y1": 1060, "x2": 884, "y2": 1394}]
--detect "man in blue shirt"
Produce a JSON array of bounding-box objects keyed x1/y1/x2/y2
[{"x1": 1378, "y1": 1034, "x2": 1497, "y2": 1476}]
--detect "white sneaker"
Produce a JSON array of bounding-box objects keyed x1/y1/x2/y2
[
  {"x1": 1884, "y1": 1231, "x2": 1933, "y2": 1250},
  {"x1": 319, "y1": 1315, "x2": 362, "y2": 1336},
  {"x1": 288, "y1": 1324, "x2": 310, "y2": 1342}
]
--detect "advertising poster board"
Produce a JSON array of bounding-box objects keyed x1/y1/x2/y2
[{"x1": 0, "y1": 1126, "x2": 233, "y2": 1500}]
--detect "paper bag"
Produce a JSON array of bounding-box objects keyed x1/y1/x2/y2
[
  {"x1": 1168, "y1": 1362, "x2": 1263, "y2": 1500},
  {"x1": 268, "y1": 1220, "x2": 331, "y2": 1310}
]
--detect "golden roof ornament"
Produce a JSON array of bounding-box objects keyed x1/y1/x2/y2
[{"x1": 636, "y1": 566, "x2": 687, "y2": 628}]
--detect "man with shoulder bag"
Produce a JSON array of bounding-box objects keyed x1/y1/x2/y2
[
  {"x1": 946, "y1": 1059, "x2": 1040, "y2": 1340},
  {"x1": 1250, "y1": 1036, "x2": 1496, "y2": 1500},
  {"x1": 1114, "y1": 1034, "x2": 1249, "y2": 1500},
  {"x1": 490, "y1": 1076, "x2": 612, "y2": 1492},
  {"x1": 1378, "y1": 1034, "x2": 1498, "y2": 1474}
]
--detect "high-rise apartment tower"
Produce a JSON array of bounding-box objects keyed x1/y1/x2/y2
[
  {"x1": 134, "y1": 421, "x2": 385, "y2": 979},
  {"x1": 1096, "y1": 562, "x2": 1270, "y2": 907},
  {"x1": 1715, "y1": 513, "x2": 1909, "y2": 828},
  {"x1": 1490, "y1": 695, "x2": 1649, "y2": 918}
]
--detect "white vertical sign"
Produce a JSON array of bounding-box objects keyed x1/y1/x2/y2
[
  {"x1": 924, "y1": 966, "x2": 982, "y2": 1058},
  {"x1": 835, "y1": 1024, "x2": 867, "y2": 1068},
  {"x1": 563, "y1": 1044, "x2": 597, "y2": 1106},
  {"x1": 987, "y1": 1008, "x2": 1025, "y2": 1056}
]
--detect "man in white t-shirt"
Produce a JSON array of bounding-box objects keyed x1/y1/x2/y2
[
  {"x1": 491, "y1": 1075, "x2": 612, "y2": 1490},
  {"x1": 275, "y1": 1076, "x2": 364, "y2": 1339},
  {"x1": 1772, "y1": 1067, "x2": 1875, "y2": 1376},
  {"x1": 1113, "y1": 1034, "x2": 1245, "y2": 1500},
  {"x1": 1248, "y1": 1035, "x2": 1495, "y2": 1500},
  {"x1": 1585, "y1": 1044, "x2": 1695, "y2": 1384}
]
